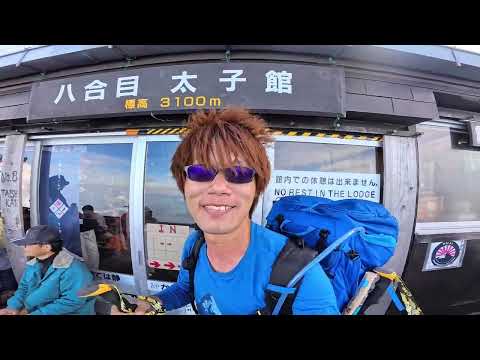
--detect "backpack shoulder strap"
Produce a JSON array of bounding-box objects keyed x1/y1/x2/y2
[
  {"x1": 181, "y1": 228, "x2": 205, "y2": 314},
  {"x1": 261, "y1": 239, "x2": 317, "y2": 315}
]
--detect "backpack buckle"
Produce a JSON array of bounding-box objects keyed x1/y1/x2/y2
[
  {"x1": 347, "y1": 249, "x2": 359, "y2": 260},
  {"x1": 275, "y1": 214, "x2": 285, "y2": 227},
  {"x1": 290, "y1": 235, "x2": 304, "y2": 248}
]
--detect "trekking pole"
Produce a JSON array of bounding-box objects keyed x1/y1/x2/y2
[{"x1": 271, "y1": 226, "x2": 365, "y2": 316}]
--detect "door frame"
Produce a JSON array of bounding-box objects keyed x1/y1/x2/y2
[{"x1": 32, "y1": 134, "x2": 141, "y2": 293}]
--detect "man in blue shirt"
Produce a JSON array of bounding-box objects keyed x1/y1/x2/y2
[{"x1": 113, "y1": 107, "x2": 339, "y2": 315}]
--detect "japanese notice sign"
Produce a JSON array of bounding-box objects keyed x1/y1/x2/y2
[
  {"x1": 422, "y1": 240, "x2": 467, "y2": 272},
  {"x1": 262, "y1": 170, "x2": 381, "y2": 224},
  {"x1": 146, "y1": 223, "x2": 190, "y2": 271},
  {"x1": 28, "y1": 62, "x2": 345, "y2": 122}
]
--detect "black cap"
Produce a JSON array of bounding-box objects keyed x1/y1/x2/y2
[{"x1": 13, "y1": 225, "x2": 60, "y2": 246}]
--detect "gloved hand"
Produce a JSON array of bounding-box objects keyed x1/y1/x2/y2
[{"x1": 111, "y1": 298, "x2": 153, "y2": 315}]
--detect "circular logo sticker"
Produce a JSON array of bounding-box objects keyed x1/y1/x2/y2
[{"x1": 431, "y1": 241, "x2": 460, "y2": 267}]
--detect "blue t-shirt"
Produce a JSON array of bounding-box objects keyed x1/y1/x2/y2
[{"x1": 155, "y1": 222, "x2": 339, "y2": 315}]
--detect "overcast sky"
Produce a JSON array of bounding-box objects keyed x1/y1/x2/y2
[
  {"x1": 0, "y1": 45, "x2": 44, "y2": 56},
  {"x1": 448, "y1": 45, "x2": 480, "y2": 53}
]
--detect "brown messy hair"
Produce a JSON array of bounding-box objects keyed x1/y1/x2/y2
[{"x1": 171, "y1": 107, "x2": 273, "y2": 216}]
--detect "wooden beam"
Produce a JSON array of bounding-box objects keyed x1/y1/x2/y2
[{"x1": 364, "y1": 135, "x2": 418, "y2": 314}]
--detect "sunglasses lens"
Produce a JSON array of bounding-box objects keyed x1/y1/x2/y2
[
  {"x1": 186, "y1": 165, "x2": 217, "y2": 182},
  {"x1": 186, "y1": 165, "x2": 255, "y2": 184},
  {"x1": 224, "y1": 166, "x2": 255, "y2": 184}
]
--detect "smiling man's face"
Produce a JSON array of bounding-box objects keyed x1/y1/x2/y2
[{"x1": 183, "y1": 155, "x2": 256, "y2": 237}]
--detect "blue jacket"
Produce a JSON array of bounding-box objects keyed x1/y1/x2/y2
[{"x1": 7, "y1": 249, "x2": 95, "y2": 315}]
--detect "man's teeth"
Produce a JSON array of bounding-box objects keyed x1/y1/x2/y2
[{"x1": 204, "y1": 205, "x2": 232, "y2": 212}]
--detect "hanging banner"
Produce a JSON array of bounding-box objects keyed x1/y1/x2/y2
[
  {"x1": 39, "y1": 145, "x2": 82, "y2": 257},
  {"x1": 0, "y1": 135, "x2": 27, "y2": 282}
]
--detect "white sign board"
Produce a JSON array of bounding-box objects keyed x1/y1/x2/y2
[
  {"x1": 262, "y1": 170, "x2": 381, "y2": 224},
  {"x1": 92, "y1": 270, "x2": 137, "y2": 294},
  {"x1": 422, "y1": 240, "x2": 467, "y2": 272},
  {"x1": 146, "y1": 223, "x2": 190, "y2": 271}
]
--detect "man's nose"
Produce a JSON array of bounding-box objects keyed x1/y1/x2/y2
[{"x1": 207, "y1": 172, "x2": 231, "y2": 194}]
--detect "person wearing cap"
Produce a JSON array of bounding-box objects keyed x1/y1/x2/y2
[{"x1": 0, "y1": 225, "x2": 95, "y2": 315}]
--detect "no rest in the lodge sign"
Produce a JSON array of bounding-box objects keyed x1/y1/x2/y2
[{"x1": 27, "y1": 62, "x2": 345, "y2": 122}]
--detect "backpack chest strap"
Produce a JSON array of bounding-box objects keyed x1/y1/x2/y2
[
  {"x1": 181, "y1": 229, "x2": 205, "y2": 314},
  {"x1": 266, "y1": 284, "x2": 297, "y2": 295},
  {"x1": 263, "y1": 240, "x2": 317, "y2": 315}
]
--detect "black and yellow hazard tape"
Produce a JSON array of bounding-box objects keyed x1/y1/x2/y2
[
  {"x1": 125, "y1": 128, "x2": 382, "y2": 141},
  {"x1": 268, "y1": 130, "x2": 382, "y2": 141},
  {"x1": 125, "y1": 128, "x2": 188, "y2": 136}
]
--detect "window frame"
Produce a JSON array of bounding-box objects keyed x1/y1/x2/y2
[
  {"x1": 140, "y1": 136, "x2": 209, "y2": 313},
  {"x1": 261, "y1": 135, "x2": 383, "y2": 225}
]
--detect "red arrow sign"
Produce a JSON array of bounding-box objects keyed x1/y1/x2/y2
[
  {"x1": 164, "y1": 261, "x2": 176, "y2": 270},
  {"x1": 149, "y1": 260, "x2": 161, "y2": 268}
]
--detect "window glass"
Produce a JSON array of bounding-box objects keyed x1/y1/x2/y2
[
  {"x1": 417, "y1": 125, "x2": 480, "y2": 222},
  {"x1": 22, "y1": 147, "x2": 34, "y2": 231},
  {"x1": 39, "y1": 144, "x2": 133, "y2": 274},
  {"x1": 262, "y1": 141, "x2": 382, "y2": 224},
  {"x1": 275, "y1": 142, "x2": 379, "y2": 173},
  {"x1": 144, "y1": 142, "x2": 194, "y2": 282}
]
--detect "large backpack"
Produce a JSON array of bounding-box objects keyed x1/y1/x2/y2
[
  {"x1": 264, "y1": 195, "x2": 399, "y2": 313},
  {"x1": 182, "y1": 196, "x2": 400, "y2": 315}
]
